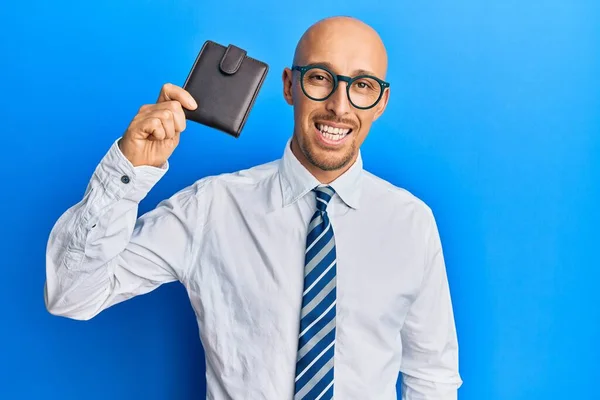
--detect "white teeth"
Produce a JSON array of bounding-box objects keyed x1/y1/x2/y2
[
  {"x1": 317, "y1": 123, "x2": 351, "y2": 137},
  {"x1": 324, "y1": 132, "x2": 342, "y2": 141}
]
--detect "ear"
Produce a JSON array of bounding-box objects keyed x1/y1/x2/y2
[
  {"x1": 282, "y1": 67, "x2": 294, "y2": 106},
  {"x1": 372, "y1": 87, "x2": 390, "y2": 122}
]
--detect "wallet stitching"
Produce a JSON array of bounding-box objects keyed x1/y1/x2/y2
[
  {"x1": 183, "y1": 40, "x2": 269, "y2": 137},
  {"x1": 220, "y1": 45, "x2": 246, "y2": 74},
  {"x1": 235, "y1": 63, "x2": 268, "y2": 136},
  {"x1": 210, "y1": 40, "x2": 267, "y2": 69}
]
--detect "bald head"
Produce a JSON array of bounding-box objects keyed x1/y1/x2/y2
[
  {"x1": 293, "y1": 16, "x2": 388, "y2": 79},
  {"x1": 282, "y1": 16, "x2": 391, "y2": 181}
]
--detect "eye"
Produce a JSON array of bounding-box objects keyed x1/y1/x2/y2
[
  {"x1": 305, "y1": 68, "x2": 334, "y2": 86},
  {"x1": 353, "y1": 78, "x2": 377, "y2": 91},
  {"x1": 309, "y1": 73, "x2": 330, "y2": 82}
]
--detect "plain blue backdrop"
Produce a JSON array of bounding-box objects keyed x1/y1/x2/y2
[{"x1": 1, "y1": 1, "x2": 598, "y2": 399}]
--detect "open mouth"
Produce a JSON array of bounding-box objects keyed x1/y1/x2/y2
[{"x1": 314, "y1": 122, "x2": 353, "y2": 144}]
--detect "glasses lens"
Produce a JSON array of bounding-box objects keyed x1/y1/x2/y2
[
  {"x1": 349, "y1": 77, "x2": 382, "y2": 108},
  {"x1": 302, "y1": 67, "x2": 335, "y2": 100}
]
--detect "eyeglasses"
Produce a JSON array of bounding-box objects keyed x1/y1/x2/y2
[{"x1": 291, "y1": 64, "x2": 390, "y2": 110}]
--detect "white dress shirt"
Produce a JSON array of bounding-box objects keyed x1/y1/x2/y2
[{"x1": 45, "y1": 137, "x2": 462, "y2": 399}]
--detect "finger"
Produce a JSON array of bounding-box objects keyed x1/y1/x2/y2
[
  {"x1": 138, "y1": 104, "x2": 152, "y2": 115},
  {"x1": 142, "y1": 109, "x2": 174, "y2": 139},
  {"x1": 132, "y1": 104, "x2": 152, "y2": 123},
  {"x1": 140, "y1": 117, "x2": 166, "y2": 141},
  {"x1": 157, "y1": 83, "x2": 197, "y2": 110},
  {"x1": 153, "y1": 109, "x2": 176, "y2": 139},
  {"x1": 146, "y1": 101, "x2": 186, "y2": 133}
]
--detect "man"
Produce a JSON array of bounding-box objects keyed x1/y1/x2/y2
[{"x1": 45, "y1": 16, "x2": 462, "y2": 399}]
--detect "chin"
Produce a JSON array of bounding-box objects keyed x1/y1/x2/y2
[{"x1": 303, "y1": 132, "x2": 356, "y2": 171}]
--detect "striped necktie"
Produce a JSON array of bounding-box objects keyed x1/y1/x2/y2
[{"x1": 294, "y1": 185, "x2": 337, "y2": 399}]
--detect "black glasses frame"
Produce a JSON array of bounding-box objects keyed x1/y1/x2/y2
[{"x1": 291, "y1": 64, "x2": 390, "y2": 110}]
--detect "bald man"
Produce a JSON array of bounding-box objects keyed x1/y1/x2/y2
[{"x1": 45, "y1": 16, "x2": 462, "y2": 400}]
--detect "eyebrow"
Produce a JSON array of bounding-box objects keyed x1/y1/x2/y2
[{"x1": 306, "y1": 61, "x2": 379, "y2": 78}]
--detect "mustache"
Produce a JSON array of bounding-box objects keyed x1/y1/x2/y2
[{"x1": 312, "y1": 115, "x2": 357, "y2": 129}]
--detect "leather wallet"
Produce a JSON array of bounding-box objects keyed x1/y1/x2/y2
[{"x1": 182, "y1": 40, "x2": 269, "y2": 138}]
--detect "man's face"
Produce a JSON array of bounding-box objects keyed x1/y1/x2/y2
[{"x1": 283, "y1": 18, "x2": 390, "y2": 173}]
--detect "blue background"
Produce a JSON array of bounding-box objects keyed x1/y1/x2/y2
[{"x1": 1, "y1": 1, "x2": 598, "y2": 399}]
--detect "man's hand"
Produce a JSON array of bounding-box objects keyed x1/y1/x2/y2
[{"x1": 119, "y1": 83, "x2": 197, "y2": 167}]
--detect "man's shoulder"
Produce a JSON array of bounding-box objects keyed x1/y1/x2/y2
[
  {"x1": 361, "y1": 169, "x2": 434, "y2": 217},
  {"x1": 185, "y1": 157, "x2": 281, "y2": 196}
]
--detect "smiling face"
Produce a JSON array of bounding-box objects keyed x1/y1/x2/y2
[{"x1": 283, "y1": 17, "x2": 390, "y2": 182}]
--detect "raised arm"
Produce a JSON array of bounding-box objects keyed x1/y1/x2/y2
[{"x1": 44, "y1": 83, "x2": 203, "y2": 320}]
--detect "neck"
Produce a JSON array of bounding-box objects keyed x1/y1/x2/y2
[{"x1": 290, "y1": 135, "x2": 355, "y2": 184}]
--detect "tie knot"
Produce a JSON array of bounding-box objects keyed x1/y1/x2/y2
[{"x1": 313, "y1": 185, "x2": 335, "y2": 212}]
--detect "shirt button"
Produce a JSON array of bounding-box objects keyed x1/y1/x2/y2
[{"x1": 121, "y1": 175, "x2": 130, "y2": 184}]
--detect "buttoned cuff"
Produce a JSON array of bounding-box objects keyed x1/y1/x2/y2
[{"x1": 93, "y1": 138, "x2": 168, "y2": 203}]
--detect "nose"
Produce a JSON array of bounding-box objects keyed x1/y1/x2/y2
[{"x1": 325, "y1": 81, "x2": 351, "y2": 116}]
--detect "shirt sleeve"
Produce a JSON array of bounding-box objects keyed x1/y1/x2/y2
[
  {"x1": 44, "y1": 138, "x2": 206, "y2": 321},
  {"x1": 399, "y1": 208, "x2": 463, "y2": 399}
]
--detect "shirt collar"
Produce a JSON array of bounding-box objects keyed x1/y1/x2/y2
[{"x1": 278, "y1": 137, "x2": 363, "y2": 210}]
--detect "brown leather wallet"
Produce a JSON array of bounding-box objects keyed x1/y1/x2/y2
[{"x1": 182, "y1": 40, "x2": 269, "y2": 138}]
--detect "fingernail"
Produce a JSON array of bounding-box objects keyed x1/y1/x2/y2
[{"x1": 189, "y1": 98, "x2": 197, "y2": 109}]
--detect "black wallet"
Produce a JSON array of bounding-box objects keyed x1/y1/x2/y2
[{"x1": 182, "y1": 40, "x2": 269, "y2": 138}]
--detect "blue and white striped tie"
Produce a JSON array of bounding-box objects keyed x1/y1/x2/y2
[{"x1": 294, "y1": 185, "x2": 337, "y2": 399}]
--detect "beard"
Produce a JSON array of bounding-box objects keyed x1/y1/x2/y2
[{"x1": 299, "y1": 130, "x2": 357, "y2": 171}]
